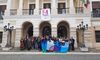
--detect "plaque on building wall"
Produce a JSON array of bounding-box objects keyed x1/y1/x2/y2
[{"x1": 41, "y1": 8, "x2": 51, "y2": 21}]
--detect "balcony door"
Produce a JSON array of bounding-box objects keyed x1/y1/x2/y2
[
  {"x1": 58, "y1": 3, "x2": 66, "y2": 14},
  {"x1": 0, "y1": 5, "x2": 6, "y2": 15},
  {"x1": 29, "y1": 4, "x2": 35, "y2": 15},
  {"x1": 43, "y1": 3, "x2": 51, "y2": 9}
]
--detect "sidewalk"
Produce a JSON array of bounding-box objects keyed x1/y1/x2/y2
[{"x1": 0, "y1": 47, "x2": 100, "y2": 53}]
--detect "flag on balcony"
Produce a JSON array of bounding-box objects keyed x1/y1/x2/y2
[
  {"x1": 81, "y1": 0, "x2": 86, "y2": 4},
  {"x1": 41, "y1": 8, "x2": 51, "y2": 21},
  {"x1": 84, "y1": 0, "x2": 90, "y2": 8},
  {"x1": 80, "y1": 0, "x2": 90, "y2": 8}
]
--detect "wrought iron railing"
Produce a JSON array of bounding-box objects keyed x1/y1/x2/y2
[
  {"x1": 75, "y1": 7, "x2": 84, "y2": 14},
  {"x1": 0, "y1": 11, "x2": 5, "y2": 15},
  {"x1": 22, "y1": 9, "x2": 34, "y2": 15},
  {"x1": 57, "y1": 8, "x2": 69, "y2": 14},
  {"x1": 10, "y1": 9, "x2": 17, "y2": 15},
  {"x1": 92, "y1": 8, "x2": 100, "y2": 17},
  {"x1": 0, "y1": 0, "x2": 7, "y2": 3}
]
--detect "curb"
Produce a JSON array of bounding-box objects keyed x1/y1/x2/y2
[{"x1": 0, "y1": 52, "x2": 100, "y2": 55}]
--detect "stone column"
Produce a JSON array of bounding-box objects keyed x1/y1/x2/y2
[
  {"x1": 69, "y1": 0, "x2": 75, "y2": 14},
  {"x1": 66, "y1": 0, "x2": 69, "y2": 14},
  {"x1": 5, "y1": 0, "x2": 12, "y2": 15},
  {"x1": 51, "y1": 0, "x2": 58, "y2": 15},
  {"x1": 17, "y1": 0, "x2": 23, "y2": 15},
  {"x1": 34, "y1": 0, "x2": 39, "y2": 15},
  {"x1": 52, "y1": 27, "x2": 57, "y2": 37},
  {"x1": 1, "y1": 31, "x2": 8, "y2": 47},
  {"x1": 33, "y1": 27, "x2": 39, "y2": 37},
  {"x1": 15, "y1": 28, "x2": 21, "y2": 47}
]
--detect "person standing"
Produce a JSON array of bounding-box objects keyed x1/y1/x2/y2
[{"x1": 70, "y1": 37, "x2": 75, "y2": 51}]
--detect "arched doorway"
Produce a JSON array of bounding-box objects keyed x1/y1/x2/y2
[
  {"x1": 39, "y1": 21, "x2": 51, "y2": 37},
  {"x1": 22, "y1": 21, "x2": 33, "y2": 38},
  {"x1": 57, "y1": 21, "x2": 69, "y2": 38}
]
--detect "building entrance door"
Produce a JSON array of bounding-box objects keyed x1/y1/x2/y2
[
  {"x1": 27, "y1": 26, "x2": 33, "y2": 37},
  {"x1": 57, "y1": 21, "x2": 69, "y2": 38},
  {"x1": 39, "y1": 21, "x2": 51, "y2": 37},
  {"x1": 42, "y1": 26, "x2": 51, "y2": 36},
  {"x1": 57, "y1": 26, "x2": 67, "y2": 38},
  {"x1": 22, "y1": 22, "x2": 33, "y2": 38}
]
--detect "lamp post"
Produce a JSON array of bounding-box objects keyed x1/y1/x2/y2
[
  {"x1": 4, "y1": 23, "x2": 14, "y2": 47},
  {"x1": 76, "y1": 21, "x2": 88, "y2": 47}
]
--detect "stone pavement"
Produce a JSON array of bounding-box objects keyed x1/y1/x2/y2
[{"x1": 0, "y1": 47, "x2": 100, "y2": 53}]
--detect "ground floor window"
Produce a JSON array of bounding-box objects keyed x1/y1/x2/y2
[
  {"x1": 95, "y1": 31, "x2": 100, "y2": 42},
  {"x1": 0, "y1": 32, "x2": 3, "y2": 43}
]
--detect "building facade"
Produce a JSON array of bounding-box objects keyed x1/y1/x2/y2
[{"x1": 0, "y1": 0, "x2": 99, "y2": 49}]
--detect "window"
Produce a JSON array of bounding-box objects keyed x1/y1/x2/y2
[
  {"x1": 29, "y1": 4, "x2": 35, "y2": 15},
  {"x1": 92, "y1": 2, "x2": 100, "y2": 17},
  {"x1": 58, "y1": 3, "x2": 66, "y2": 14},
  {"x1": 95, "y1": 31, "x2": 100, "y2": 42},
  {"x1": 43, "y1": 3, "x2": 51, "y2": 9},
  {"x1": 0, "y1": 5, "x2": 6, "y2": 15},
  {"x1": 0, "y1": 32, "x2": 3, "y2": 43}
]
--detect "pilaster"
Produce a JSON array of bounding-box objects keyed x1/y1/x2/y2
[
  {"x1": 69, "y1": 0, "x2": 75, "y2": 14},
  {"x1": 51, "y1": 0, "x2": 58, "y2": 15}
]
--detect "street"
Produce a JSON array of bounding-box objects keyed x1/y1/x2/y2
[{"x1": 0, "y1": 52, "x2": 100, "y2": 60}]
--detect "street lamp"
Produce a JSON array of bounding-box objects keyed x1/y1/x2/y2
[
  {"x1": 4, "y1": 23, "x2": 14, "y2": 47},
  {"x1": 76, "y1": 21, "x2": 88, "y2": 47}
]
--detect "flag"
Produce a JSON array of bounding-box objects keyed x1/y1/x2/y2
[
  {"x1": 81, "y1": 0, "x2": 86, "y2": 4},
  {"x1": 84, "y1": 0, "x2": 90, "y2": 8},
  {"x1": 80, "y1": 0, "x2": 90, "y2": 8}
]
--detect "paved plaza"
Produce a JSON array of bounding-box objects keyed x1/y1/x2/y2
[{"x1": 0, "y1": 52, "x2": 100, "y2": 60}]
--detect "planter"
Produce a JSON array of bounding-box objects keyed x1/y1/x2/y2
[{"x1": 80, "y1": 47, "x2": 89, "y2": 52}]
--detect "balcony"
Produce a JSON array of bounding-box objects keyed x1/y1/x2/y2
[
  {"x1": 2, "y1": 7, "x2": 89, "y2": 19},
  {"x1": 10, "y1": 9, "x2": 17, "y2": 15},
  {"x1": 92, "y1": 8, "x2": 100, "y2": 17},
  {"x1": 75, "y1": 7, "x2": 84, "y2": 14},
  {"x1": 6, "y1": 8, "x2": 85, "y2": 16},
  {"x1": 57, "y1": 8, "x2": 69, "y2": 14},
  {"x1": 0, "y1": 0, "x2": 7, "y2": 4},
  {"x1": 0, "y1": 11, "x2": 3, "y2": 20},
  {"x1": 22, "y1": 9, "x2": 34, "y2": 15},
  {"x1": 0, "y1": 11, "x2": 5, "y2": 15}
]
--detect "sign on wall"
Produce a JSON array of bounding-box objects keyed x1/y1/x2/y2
[{"x1": 41, "y1": 8, "x2": 51, "y2": 21}]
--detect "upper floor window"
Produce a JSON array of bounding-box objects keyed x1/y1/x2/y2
[
  {"x1": 58, "y1": 3, "x2": 66, "y2": 14},
  {"x1": 92, "y1": 2, "x2": 100, "y2": 17},
  {"x1": 43, "y1": 3, "x2": 51, "y2": 9},
  {"x1": 0, "y1": 5, "x2": 6, "y2": 15},
  {"x1": 29, "y1": 4, "x2": 35, "y2": 15},
  {"x1": 95, "y1": 31, "x2": 100, "y2": 42}
]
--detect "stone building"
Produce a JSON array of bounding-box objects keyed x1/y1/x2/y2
[{"x1": 0, "y1": 0, "x2": 99, "y2": 50}]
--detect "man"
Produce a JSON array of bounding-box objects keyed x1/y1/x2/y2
[{"x1": 70, "y1": 37, "x2": 75, "y2": 51}]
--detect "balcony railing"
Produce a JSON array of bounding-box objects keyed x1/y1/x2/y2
[
  {"x1": 0, "y1": 20, "x2": 3, "y2": 23},
  {"x1": 0, "y1": 0, "x2": 7, "y2": 3},
  {"x1": 10, "y1": 9, "x2": 17, "y2": 15},
  {"x1": 92, "y1": 8, "x2": 100, "y2": 17},
  {"x1": 4, "y1": 8, "x2": 86, "y2": 16},
  {"x1": 0, "y1": 11, "x2": 5, "y2": 15},
  {"x1": 57, "y1": 8, "x2": 69, "y2": 14},
  {"x1": 75, "y1": 7, "x2": 84, "y2": 14},
  {"x1": 22, "y1": 9, "x2": 34, "y2": 15}
]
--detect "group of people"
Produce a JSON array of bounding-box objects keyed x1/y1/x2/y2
[{"x1": 20, "y1": 35, "x2": 75, "y2": 52}]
